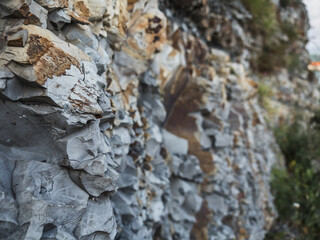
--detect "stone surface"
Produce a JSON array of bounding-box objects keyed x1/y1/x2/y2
[{"x1": 0, "y1": 0, "x2": 316, "y2": 240}]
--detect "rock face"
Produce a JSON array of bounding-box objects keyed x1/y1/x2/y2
[{"x1": 0, "y1": 0, "x2": 315, "y2": 240}]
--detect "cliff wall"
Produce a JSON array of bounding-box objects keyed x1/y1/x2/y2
[{"x1": 0, "y1": 0, "x2": 317, "y2": 239}]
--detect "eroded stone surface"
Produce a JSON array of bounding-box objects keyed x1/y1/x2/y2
[{"x1": 0, "y1": 0, "x2": 316, "y2": 240}]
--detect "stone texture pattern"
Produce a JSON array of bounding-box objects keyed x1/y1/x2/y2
[{"x1": 0, "y1": 0, "x2": 315, "y2": 240}]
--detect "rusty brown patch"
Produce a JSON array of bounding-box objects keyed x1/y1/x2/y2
[
  {"x1": 145, "y1": 154, "x2": 153, "y2": 162},
  {"x1": 18, "y1": 3, "x2": 30, "y2": 17},
  {"x1": 24, "y1": 13, "x2": 40, "y2": 25},
  {"x1": 252, "y1": 111, "x2": 261, "y2": 126},
  {"x1": 7, "y1": 38, "x2": 23, "y2": 47},
  {"x1": 239, "y1": 227, "x2": 249, "y2": 240},
  {"x1": 127, "y1": 0, "x2": 139, "y2": 11},
  {"x1": 165, "y1": 71, "x2": 215, "y2": 175},
  {"x1": 74, "y1": 1, "x2": 90, "y2": 20},
  {"x1": 190, "y1": 201, "x2": 212, "y2": 240},
  {"x1": 27, "y1": 34, "x2": 80, "y2": 85},
  {"x1": 68, "y1": 84, "x2": 102, "y2": 115},
  {"x1": 66, "y1": 10, "x2": 90, "y2": 25},
  {"x1": 17, "y1": 4, "x2": 40, "y2": 25}
]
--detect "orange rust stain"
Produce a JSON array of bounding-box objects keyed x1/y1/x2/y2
[
  {"x1": 74, "y1": 1, "x2": 90, "y2": 20},
  {"x1": 27, "y1": 34, "x2": 80, "y2": 85},
  {"x1": 66, "y1": 10, "x2": 90, "y2": 24},
  {"x1": 128, "y1": 13, "x2": 166, "y2": 57}
]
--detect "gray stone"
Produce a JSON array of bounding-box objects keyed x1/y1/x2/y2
[
  {"x1": 74, "y1": 196, "x2": 116, "y2": 239},
  {"x1": 12, "y1": 160, "x2": 89, "y2": 239},
  {"x1": 163, "y1": 130, "x2": 188, "y2": 155},
  {"x1": 213, "y1": 132, "x2": 234, "y2": 148}
]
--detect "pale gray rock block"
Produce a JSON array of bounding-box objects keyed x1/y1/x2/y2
[
  {"x1": 149, "y1": 124, "x2": 163, "y2": 143},
  {"x1": 182, "y1": 193, "x2": 203, "y2": 214},
  {"x1": 200, "y1": 132, "x2": 212, "y2": 149},
  {"x1": 146, "y1": 139, "x2": 161, "y2": 158},
  {"x1": 148, "y1": 199, "x2": 164, "y2": 223},
  {"x1": 34, "y1": 0, "x2": 68, "y2": 10},
  {"x1": 213, "y1": 132, "x2": 234, "y2": 148},
  {"x1": 0, "y1": 79, "x2": 6, "y2": 90},
  {"x1": 63, "y1": 24, "x2": 99, "y2": 50},
  {"x1": 6, "y1": 63, "x2": 38, "y2": 85},
  {"x1": 0, "y1": 158, "x2": 18, "y2": 239},
  {"x1": 12, "y1": 160, "x2": 89, "y2": 240},
  {"x1": 48, "y1": 9, "x2": 72, "y2": 24},
  {"x1": 163, "y1": 130, "x2": 188, "y2": 155},
  {"x1": 206, "y1": 194, "x2": 228, "y2": 219},
  {"x1": 131, "y1": 216, "x2": 143, "y2": 232},
  {"x1": 175, "y1": 155, "x2": 203, "y2": 182},
  {"x1": 0, "y1": 65, "x2": 15, "y2": 80},
  {"x1": 80, "y1": 168, "x2": 118, "y2": 197},
  {"x1": 117, "y1": 172, "x2": 138, "y2": 189},
  {"x1": 74, "y1": 196, "x2": 116, "y2": 239},
  {"x1": 28, "y1": 1, "x2": 49, "y2": 28},
  {"x1": 145, "y1": 171, "x2": 168, "y2": 186},
  {"x1": 170, "y1": 155, "x2": 183, "y2": 175},
  {"x1": 61, "y1": 120, "x2": 111, "y2": 170},
  {"x1": 114, "y1": 109, "x2": 133, "y2": 127},
  {"x1": 113, "y1": 127, "x2": 131, "y2": 145},
  {"x1": 112, "y1": 192, "x2": 138, "y2": 215},
  {"x1": 141, "y1": 93, "x2": 167, "y2": 123},
  {"x1": 83, "y1": 154, "x2": 109, "y2": 176},
  {"x1": 114, "y1": 51, "x2": 148, "y2": 75}
]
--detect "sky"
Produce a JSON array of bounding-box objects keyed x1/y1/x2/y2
[{"x1": 303, "y1": 0, "x2": 320, "y2": 55}]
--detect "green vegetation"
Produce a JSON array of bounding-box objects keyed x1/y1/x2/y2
[
  {"x1": 266, "y1": 112, "x2": 320, "y2": 240},
  {"x1": 257, "y1": 19, "x2": 301, "y2": 73},
  {"x1": 241, "y1": 0, "x2": 278, "y2": 38},
  {"x1": 257, "y1": 81, "x2": 274, "y2": 111},
  {"x1": 241, "y1": 0, "x2": 304, "y2": 75}
]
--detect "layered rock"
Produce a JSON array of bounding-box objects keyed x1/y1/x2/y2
[{"x1": 0, "y1": 0, "x2": 316, "y2": 240}]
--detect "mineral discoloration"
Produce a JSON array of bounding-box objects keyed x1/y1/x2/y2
[
  {"x1": 74, "y1": 0, "x2": 90, "y2": 20},
  {"x1": 27, "y1": 34, "x2": 80, "y2": 85},
  {"x1": 0, "y1": 0, "x2": 316, "y2": 240}
]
